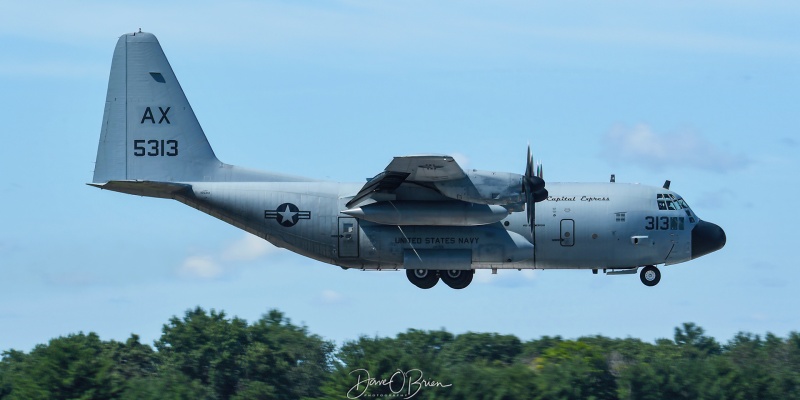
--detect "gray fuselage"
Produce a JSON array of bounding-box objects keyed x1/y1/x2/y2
[{"x1": 179, "y1": 180, "x2": 698, "y2": 272}]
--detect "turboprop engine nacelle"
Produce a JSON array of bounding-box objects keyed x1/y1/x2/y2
[
  {"x1": 342, "y1": 201, "x2": 509, "y2": 226},
  {"x1": 433, "y1": 170, "x2": 525, "y2": 207}
]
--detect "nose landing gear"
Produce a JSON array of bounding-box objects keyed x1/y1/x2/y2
[{"x1": 640, "y1": 265, "x2": 661, "y2": 287}]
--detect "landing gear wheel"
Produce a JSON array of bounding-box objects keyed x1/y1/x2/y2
[
  {"x1": 406, "y1": 268, "x2": 439, "y2": 289},
  {"x1": 440, "y1": 269, "x2": 474, "y2": 289},
  {"x1": 640, "y1": 265, "x2": 661, "y2": 287}
]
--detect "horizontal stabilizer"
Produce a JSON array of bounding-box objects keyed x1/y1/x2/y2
[{"x1": 87, "y1": 180, "x2": 191, "y2": 199}]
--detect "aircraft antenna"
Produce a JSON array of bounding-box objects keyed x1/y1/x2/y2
[{"x1": 396, "y1": 226, "x2": 422, "y2": 262}]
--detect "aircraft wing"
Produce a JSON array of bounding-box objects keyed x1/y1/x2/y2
[
  {"x1": 346, "y1": 155, "x2": 465, "y2": 208},
  {"x1": 385, "y1": 155, "x2": 466, "y2": 181}
]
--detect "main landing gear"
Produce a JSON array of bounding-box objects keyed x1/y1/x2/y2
[
  {"x1": 406, "y1": 269, "x2": 438, "y2": 289},
  {"x1": 406, "y1": 269, "x2": 474, "y2": 289},
  {"x1": 640, "y1": 265, "x2": 661, "y2": 287}
]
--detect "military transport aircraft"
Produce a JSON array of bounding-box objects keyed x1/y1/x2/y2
[{"x1": 90, "y1": 32, "x2": 726, "y2": 289}]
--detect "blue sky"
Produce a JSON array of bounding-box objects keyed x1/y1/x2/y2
[{"x1": 1, "y1": 1, "x2": 799, "y2": 351}]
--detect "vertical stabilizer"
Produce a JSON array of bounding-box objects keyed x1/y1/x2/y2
[{"x1": 93, "y1": 32, "x2": 220, "y2": 183}]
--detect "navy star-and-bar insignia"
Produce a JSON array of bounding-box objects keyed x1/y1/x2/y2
[{"x1": 264, "y1": 203, "x2": 311, "y2": 227}]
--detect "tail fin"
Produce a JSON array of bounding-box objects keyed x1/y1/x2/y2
[{"x1": 93, "y1": 32, "x2": 220, "y2": 183}]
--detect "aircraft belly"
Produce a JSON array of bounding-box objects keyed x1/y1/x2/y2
[{"x1": 359, "y1": 223, "x2": 533, "y2": 269}]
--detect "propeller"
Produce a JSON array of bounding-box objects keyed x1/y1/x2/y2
[{"x1": 523, "y1": 145, "x2": 548, "y2": 227}]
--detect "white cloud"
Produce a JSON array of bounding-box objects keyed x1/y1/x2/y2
[
  {"x1": 748, "y1": 313, "x2": 769, "y2": 322},
  {"x1": 179, "y1": 255, "x2": 223, "y2": 279},
  {"x1": 221, "y1": 234, "x2": 281, "y2": 262},
  {"x1": 318, "y1": 289, "x2": 346, "y2": 305},
  {"x1": 473, "y1": 268, "x2": 537, "y2": 287},
  {"x1": 178, "y1": 234, "x2": 283, "y2": 280},
  {"x1": 602, "y1": 124, "x2": 750, "y2": 173}
]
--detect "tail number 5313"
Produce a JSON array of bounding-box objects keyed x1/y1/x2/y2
[{"x1": 133, "y1": 139, "x2": 178, "y2": 157}]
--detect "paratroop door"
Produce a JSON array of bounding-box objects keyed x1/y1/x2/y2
[
  {"x1": 338, "y1": 217, "x2": 359, "y2": 258},
  {"x1": 560, "y1": 219, "x2": 574, "y2": 247}
]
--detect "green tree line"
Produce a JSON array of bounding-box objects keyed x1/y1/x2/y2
[{"x1": 1, "y1": 307, "x2": 798, "y2": 399}]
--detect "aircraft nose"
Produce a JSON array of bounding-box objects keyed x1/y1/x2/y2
[{"x1": 691, "y1": 220, "x2": 726, "y2": 259}]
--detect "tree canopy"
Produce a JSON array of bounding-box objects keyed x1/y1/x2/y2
[{"x1": 1, "y1": 308, "x2": 798, "y2": 399}]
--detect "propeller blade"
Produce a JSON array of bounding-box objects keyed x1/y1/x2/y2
[
  {"x1": 524, "y1": 145, "x2": 533, "y2": 223},
  {"x1": 523, "y1": 145, "x2": 548, "y2": 228},
  {"x1": 525, "y1": 187, "x2": 533, "y2": 224},
  {"x1": 525, "y1": 145, "x2": 534, "y2": 179}
]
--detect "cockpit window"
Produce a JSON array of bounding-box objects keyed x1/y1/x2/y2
[
  {"x1": 649, "y1": 194, "x2": 697, "y2": 229},
  {"x1": 680, "y1": 199, "x2": 696, "y2": 223},
  {"x1": 656, "y1": 194, "x2": 691, "y2": 211},
  {"x1": 656, "y1": 193, "x2": 697, "y2": 223}
]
